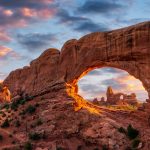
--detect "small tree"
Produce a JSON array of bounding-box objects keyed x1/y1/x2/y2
[
  {"x1": 25, "y1": 105, "x2": 36, "y2": 114},
  {"x1": 127, "y1": 124, "x2": 139, "y2": 140},
  {"x1": 24, "y1": 141, "x2": 33, "y2": 150}
]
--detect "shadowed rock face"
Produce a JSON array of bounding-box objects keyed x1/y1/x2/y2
[{"x1": 3, "y1": 22, "x2": 150, "y2": 100}]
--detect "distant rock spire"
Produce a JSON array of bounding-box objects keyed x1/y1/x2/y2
[{"x1": 106, "y1": 86, "x2": 114, "y2": 97}]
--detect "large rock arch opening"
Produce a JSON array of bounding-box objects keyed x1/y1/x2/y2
[
  {"x1": 3, "y1": 22, "x2": 150, "y2": 113},
  {"x1": 60, "y1": 22, "x2": 150, "y2": 99},
  {"x1": 66, "y1": 66, "x2": 148, "y2": 112}
]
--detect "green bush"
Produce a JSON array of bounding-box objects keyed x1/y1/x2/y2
[
  {"x1": 9, "y1": 134, "x2": 13, "y2": 138},
  {"x1": 19, "y1": 99, "x2": 26, "y2": 105},
  {"x1": 102, "y1": 145, "x2": 108, "y2": 150},
  {"x1": 24, "y1": 141, "x2": 33, "y2": 150},
  {"x1": 0, "y1": 134, "x2": 3, "y2": 141},
  {"x1": 12, "y1": 140, "x2": 16, "y2": 144},
  {"x1": 1, "y1": 119, "x2": 10, "y2": 128},
  {"x1": 118, "y1": 127, "x2": 126, "y2": 134},
  {"x1": 15, "y1": 120, "x2": 21, "y2": 127},
  {"x1": 29, "y1": 132, "x2": 41, "y2": 141},
  {"x1": 35, "y1": 103, "x2": 39, "y2": 107},
  {"x1": 36, "y1": 119, "x2": 43, "y2": 126},
  {"x1": 19, "y1": 109, "x2": 26, "y2": 116},
  {"x1": 77, "y1": 145, "x2": 82, "y2": 150},
  {"x1": 11, "y1": 101, "x2": 19, "y2": 110},
  {"x1": 25, "y1": 105, "x2": 36, "y2": 114},
  {"x1": 3, "y1": 103, "x2": 10, "y2": 109},
  {"x1": 0, "y1": 111, "x2": 4, "y2": 114},
  {"x1": 93, "y1": 148, "x2": 99, "y2": 150},
  {"x1": 56, "y1": 147, "x2": 65, "y2": 150},
  {"x1": 24, "y1": 95, "x2": 34, "y2": 101},
  {"x1": 127, "y1": 124, "x2": 139, "y2": 140},
  {"x1": 132, "y1": 139, "x2": 140, "y2": 148}
]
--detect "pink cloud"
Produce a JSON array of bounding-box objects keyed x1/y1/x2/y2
[
  {"x1": 39, "y1": 8, "x2": 57, "y2": 19},
  {"x1": 0, "y1": 46, "x2": 21, "y2": 60},
  {"x1": 0, "y1": 46, "x2": 11, "y2": 57},
  {"x1": 2, "y1": 9, "x2": 13, "y2": 16},
  {"x1": 41, "y1": 0, "x2": 54, "y2": 4},
  {"x1": 0, "y1": 31, "x2": 11, "y2": 42},
  {"x1": 0, "y1": 1, "x2": 57, "y2": 42},
  {"x1": 114, "y1": 74, "x2": 146, "y2": 92},
  {"x1": 20, "y1": 7, "x2": 56, "y2": 19}
]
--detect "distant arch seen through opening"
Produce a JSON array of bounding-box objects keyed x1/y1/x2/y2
[{"x1": 78, "y1": 67, "x2": 148, "y2": 102}]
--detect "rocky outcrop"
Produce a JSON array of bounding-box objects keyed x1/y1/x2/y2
[
  {"x1": 4, "y1": 48, "x2": 64, "y2": 97},
  {"x1": 106, "y1": 86, "x2": 138, "y2": 105},
  {"x1": 0, "y1": 93, "x2": 149, "y2": 149},
  {"x1": 0, "y1": 86, "x2": 11, "y2": 102},
  {"x1": 3, "y1": 21, "x2": 150, "y2": 101}
]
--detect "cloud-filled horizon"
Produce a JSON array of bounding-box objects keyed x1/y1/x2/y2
[{"x1": 0, "y1": 0, "x2": 149, "y2": 100}]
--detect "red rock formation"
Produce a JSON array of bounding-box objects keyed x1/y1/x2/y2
[
  {"x1": 0, "y1": 83, "x2": 11, "y2": 102},
  {"x1": 3, "y1": 22, "x2": 150, "y2": 105},
  {"x1": 4, "y1": 48, "x2": 63, "y2": 97},
  {"x1": 1, "y1": 22, "x2": 150, "y2": 150},
  {"x1": 106, "y1": 86, "x2": 138, "y2": 105}
]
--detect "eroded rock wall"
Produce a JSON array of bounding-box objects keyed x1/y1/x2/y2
[{"x1": 3, "y1": 22, "x2": 150, "y2": 98}]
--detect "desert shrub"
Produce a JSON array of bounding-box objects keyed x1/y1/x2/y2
[
  {"x1": 56, "y1": 147, "x2": 65, "y2": 150},
  {"x1": 77, "y1": 145, "x2": 82, "y2": 150},
  {"x1": 12, "y1": 140, "x2": 16, "y2": 144},
  {"x1": 24, "y1": 141, "x2": 33, "y2": 150},
  {"x1": 35, "y1": 103, "x2": 39, "y2": 107},
  {"x1": 0, "y1": 111, "x2": 3, "y2": 114},
  {"x1": 15, "y1": 120, "x2": 21, "y2": 127},
  {"x1": 1, "y1": 119, "x2": 10, "y2": 128},
  {"x1": 132, "y1": 138, "x2": 141, "y2": 148},
  {"x1": 118, "y1": 127, "x2": 126, "y2": 134},
  {"x1": 93, "y1": 148, "x2": 99, "y2": 150},
  {"x1": 11, "y1": 98, "x2": 27, "y2": 110},
  {"x1": 3, "y1": 103, "x2": 10, "y2": 109},
  {"x1": 0, "y1": 134, "x2": 3, "y2": 141},
  {"x1": 24, "y1": 95, "x2": 34, "y2": 101},
  {"x1": 2, "y1": 113, "x2": 6, "y2": 117},
  {"x1": 13, "y1": 130, "x2": 16, "y2": 134},
  {"x1": 7, "y1": 110, "x2": 11, "y2": 113},
  {"x1": 41, "y1": 97, "x2": 44, "y2": 100},
  {"x1": 102, "y1": 145, "x2": 108, "y2": 150},
  {"x1": 25, "y1": 105, "x2": 36, "y2": 114},
  {"x1": 30, "y1": 124, "x2": 35, "y2": 129},
  {"x1": 30, "y1": 118, "x2": 42, "y2": 128},
  {"x1": 19, "y1": 109, "x2": 26, "y2": 116},
  {"x1": 9, "y1": 134, "x2": 13, "y2": 138},
  {"x1": 36, "y1": 118, "x2": 43, "y2": 126},
  {"x1": 19, "y1": 99, "x2": 26, "y2": 105},
  {"x1": 29, "y1": 132, "x2": 41, "y2": 140},
  {"x1": 127, "y1": 124, "x2": 139, "y2": 140},
  {"x1": 11, "y1": 101, "x2": 19, "y2": 110}
]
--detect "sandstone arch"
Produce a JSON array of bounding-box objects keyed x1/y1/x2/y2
[
  {"x1": 60, "y1": 23, "x2": 150, "y2": 99},
  {"x1": 3, "y1": 22, "x2": 150, "y2": 105}
]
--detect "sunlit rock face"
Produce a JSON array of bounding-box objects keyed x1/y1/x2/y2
[
  {"x1": 0, "y1": 83, "x2": 11, "y2": 102},
  {"x1": 3, "y1": 22, "x2": 150, "y2": 105}
]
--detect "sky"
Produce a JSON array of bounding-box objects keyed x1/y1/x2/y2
[{"x1": 0, "y1": 0, "x2": 149, "y2": 100}]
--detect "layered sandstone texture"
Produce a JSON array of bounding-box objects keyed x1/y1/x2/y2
[{"x1": 4, "y1": 22, "x2": 150, "y2": 99}]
